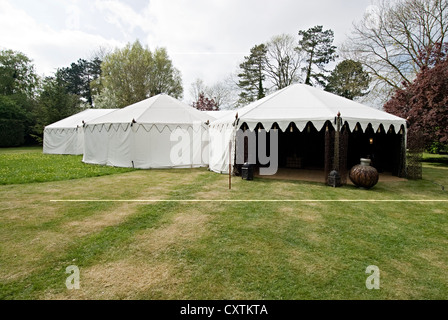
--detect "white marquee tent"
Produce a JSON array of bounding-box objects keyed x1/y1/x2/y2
[
  {"x1": 83, "y1": 94, "x2": 213, "y2": 169},
  {"x1": 204, "y1": 110, "x2": 234, "y2": 120},
  {"x1": 43, "y1": 109, "x2": 116, "y2": 155},
  {"x1": 209, "y1": 84, "x2": 407, "y2": 174}
]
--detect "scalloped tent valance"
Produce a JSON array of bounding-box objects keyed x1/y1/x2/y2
[{"x1": 210, "y1": 84, "x2": 406, "y2": 134}]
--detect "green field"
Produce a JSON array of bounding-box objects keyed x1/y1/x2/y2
[
  {"x1": 0, "y1": 147, "x2": 447, "y2": 299},
  {"x1": 0, "y1": 147, "x2": 134, "y2": 185}
]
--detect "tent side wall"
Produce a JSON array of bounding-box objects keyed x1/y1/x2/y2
[
  {"x1": 83, "y1": 125, "x2": 109, "y2": 165},
  {"x1": 76, "y1": 128, "x2": 84, "y2": 154},
  {"x1": 43, "y1": 109, "x2": 117, "y2": 155},
  {"x1": 133, "y1": 124, "x2": 210, "y2": 169},
  {"x1": 43, "y1": 128, "x2": 80, "y2": 155},
  {"x1": 83, "y1": 124, "x2": 133, "y2": 167},
  {"x1": 83, "y1": 123, "x2": 210, "y2": 169},
  {"x1": 209, "y1": 125, "x2": 235, "y2": 174}
]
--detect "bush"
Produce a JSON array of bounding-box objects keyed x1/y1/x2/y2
[
  {"x1": 0, "y1": 118, "x2": 25, "y2": 147},
  {"x1": 0, "y1": 96, "x2": 26, "y2": 147},
  {"x1": 427, "y1": 141, "x2": 448, "y2": 154}
]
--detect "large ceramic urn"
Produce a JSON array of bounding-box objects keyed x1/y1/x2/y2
[{"x1": 349, "y1": 158, "x2": 379, "y2": 189}]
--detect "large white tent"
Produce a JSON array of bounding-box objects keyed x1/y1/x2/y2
[
  {"x1": 209, "y1": 84, "x2": 407, "y2": 174},
  {"x1": 43, "y1": 109, "x2": 116, "y2": 155},
  {"x1": 83, "y1": 94, "x2": 213, "y2": 169}
]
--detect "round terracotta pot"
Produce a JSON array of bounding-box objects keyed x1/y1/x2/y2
[{"x1": 349, "y1": 158, "x2": 379, "y2": 189}]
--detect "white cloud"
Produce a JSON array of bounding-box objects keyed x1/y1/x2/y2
[
  {"x1": 94, "y1": 0, "x2": 153, "y2": 37},
  {"x1": 0, "y1": 0, "x2": 375, "y2": 103},
  {"x1": 0, "y1": 0, "x2": 122, "y2": 76}
]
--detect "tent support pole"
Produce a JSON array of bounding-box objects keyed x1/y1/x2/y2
[{"x1": 229, "y1": 140, "x2": 232, "y2": 190}]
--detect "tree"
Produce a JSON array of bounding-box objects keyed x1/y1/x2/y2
[
  {"x1": 192, "y1": 92, "x2": 218, "y2": 111},
  {"x1": 384, "y1": 43, "x2": 448, "y2": 146},
  {"x1": 33, "y1": 76, "x2": 81, "y2": 141},
  {"x1": 0, "y1": 49, "x2": 38, "y2": 98},
  {"x1": 342, "y1": 0, "x2": 448, "y2": 103},
  {"x1": 189, "y1": 78, "x2": 207, "y2": 104},
  {"x1": 264, "y1": 34, "x2": 303, "y2": 90},
  {"x1": 237, "y1": 44, "x2": 267, "y2": 104},
  {"x1": 0, "y1": 49, "x2": 39, "y2": 145},
  {"x1": 325, "y1": 59, "x2": 370, "y2": 100},
  {"x1": 98, "y1": 40, "x2": 183, "y2": 108},
  {"x1": 90, "y1": 86, "x2": 119, "y2": 109},
  {"x1": 206, "y1": 80, "x2": 236, "y2": 109},
  {"x1": 57, "y1": 57, "x2": 102, "y2": 106},
  {"x1": 100, "y1": 41, "x2": 153, "y2": 108},
  {"x1": 150, "y1": 47, "x2": 183, "y2": 98},
  {"x1": 189, "y1": 78, "x2": 237, "y2": 109},
  {"x1": 298, "y1": 25, "x2": 337, "y2": 87},
  {"x1": 0, "y1": 95, "x2": 26, "y2": 147}
]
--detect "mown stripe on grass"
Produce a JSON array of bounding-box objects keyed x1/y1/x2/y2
[
  {"x1": 50, "y1": 199, "x2": 448, "y2": 202},
  {"x1": 162, "y1": 199, "x2": 448, "y2": 300},
  {"x1": 0, "y1": 171, "x2": 220, "y2": 299}
]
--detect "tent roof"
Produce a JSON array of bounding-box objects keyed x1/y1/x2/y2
[
  {"x1": 204, "y1": 110, "x2": 235, "y2": 120},
  {"x1": 45, "y1": 109, "x2": 117, "y2": 129},
  {"x1": 211, "y1": 84, "x2": 406, "y2": 132},
  {"x1": 86, "y1": 94, "x2": 212, "y2": 125}
]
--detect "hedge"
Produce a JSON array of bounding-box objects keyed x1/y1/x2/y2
[{"x1": 0, "y1": 118, "x2": 25, "y2": 147}]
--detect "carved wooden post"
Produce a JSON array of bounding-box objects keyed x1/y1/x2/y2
[
  {"x1": 328, "y1": 112, "x2": 342, "y2": 187},
  {"x1": 334, "y1": 112, "x2": 341, "y2": 171}
]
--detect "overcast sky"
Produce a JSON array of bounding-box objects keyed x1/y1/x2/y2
[{"x1": 0, "y1": 0, "x2": 375, "y2": 103}]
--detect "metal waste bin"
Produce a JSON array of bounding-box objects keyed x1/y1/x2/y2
[
  {"x1": 241, "y1": 162, "x2": 254, "y2": 180},
  {"x1": 328, "y1": 170, "x2": 341, "y2": 187}
]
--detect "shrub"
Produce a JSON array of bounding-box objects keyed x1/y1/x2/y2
[{"x1": 0, "y1": 118, "x2": 25, "y2": 147}]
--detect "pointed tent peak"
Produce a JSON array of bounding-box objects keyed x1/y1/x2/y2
[
  {"x1": 135, "y1": 94, "x2": 211, "y2": 123},
  {"x1": 86, "y1": 94, "x2": 211, "y2": 125},
  {"x1": 209, "y1": 83, "x2": 328, "y2": 126}
]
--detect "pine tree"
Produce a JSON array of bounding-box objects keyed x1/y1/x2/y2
[
  {"x1": 237, "y1": 44, "x2": 267, "y2": 105},
  {"x1": 298, "y1": 25, "x2": 337, "y2": 87},
  {"x1": 325, "y1": 59, "x2": 370, "y2": 100}
]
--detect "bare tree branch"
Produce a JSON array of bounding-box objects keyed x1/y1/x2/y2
[{"x1": 342, "y1": 0, "x2": 448, "y2": 105}]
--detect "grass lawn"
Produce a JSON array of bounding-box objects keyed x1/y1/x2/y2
[
  {"x1": 0, "y1": 147, "x2": 447, "y2": 300},
  {"x1": 0, "y1": 147, "x2": 134, "y2": 185}
]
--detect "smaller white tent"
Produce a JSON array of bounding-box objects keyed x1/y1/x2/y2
[
  {"x1": 83, "y1": 94, "x2": 213, "y2": 169},
  {"x1": 43, "y1": 109, "x2": 116, "y2": 155}
]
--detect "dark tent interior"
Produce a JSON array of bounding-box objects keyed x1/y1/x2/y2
[{"x1": 235, "y1": 121, "x2": 406, "y2": 182}]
